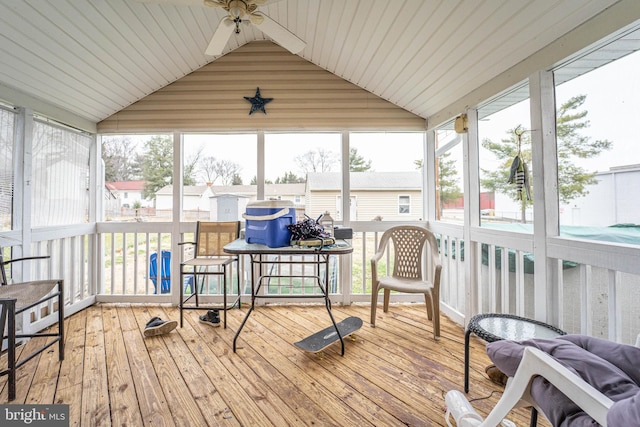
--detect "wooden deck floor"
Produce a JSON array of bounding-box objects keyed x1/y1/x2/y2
[{"x1": 1, "y1": 303, "x2": 547, "y2": 426}]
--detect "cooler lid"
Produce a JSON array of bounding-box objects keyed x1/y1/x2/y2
[{"x1": 246, "y1": 200, "x2": 294, "y2": 208}]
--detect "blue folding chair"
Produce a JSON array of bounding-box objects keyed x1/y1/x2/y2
[
  {"x1": 150, "y1": 251, "x2": 194, "y2": 294},
  {"x1": 150, "y1": 250, "x2": 171, "y2": 294}
]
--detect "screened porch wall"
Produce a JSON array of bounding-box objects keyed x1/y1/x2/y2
[{"x1": 3, "y1": 15, "x2": 640, "y2": 347}]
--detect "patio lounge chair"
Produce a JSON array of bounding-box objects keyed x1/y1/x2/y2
[
  {"x1": 454, "y1": 334, "x2": 640, "y2": 426},
  {"x1": 0, "y1": 251, "x2": 64, "y2": 401}
]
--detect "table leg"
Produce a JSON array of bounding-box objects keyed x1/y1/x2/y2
[
  {"x1": 233, "y1": 254, "x2": 258, "y2": 352},
  {"x1": 321, "y1": 254, "x2": 344, "y2": 356},
  {"x1": 530, "y1": 408, "x2": 538, "y2": 427},
  {"x1": 464, "y1": 328, "x2": 471, "y2": 393}
]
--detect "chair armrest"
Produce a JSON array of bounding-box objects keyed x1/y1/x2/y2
[
  {"x1": 481, "y1": 347, "x2": 613, "y2": 427},
  {"x1": 371, "y1": 247, "x2": 387, "y2": 283},
  {"x1": 2, "y1": 255, "x2": 50, "y2": 266},
  {"x1": 178, "y1": 241, "x2": 196, "y2": 246},
  {"x1": 371, "y1": 241, "x2": 388, "y2": 264}
]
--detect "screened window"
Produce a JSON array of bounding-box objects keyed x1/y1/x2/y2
[
  {"x1": 0, "y1": 107, "x2": 15, "y2": 231},
  {"x1": 554, "y1": 36, "x2": 640, "y2": 233},
  {"x1": 435, "y1": 123, "x2": 464, "y2": 224},
  {"x1": 478, "y1": 83, "x2": 533, "y2": 228},
  {"x1": 266, "y1": 132, "x2": 340, "y2": 221},
  {"x1": 102, "y1": 134, "x2": 171, "y2": 222},
  {"x1": 32, "y1": 119, "x2": 91, "y2": 226},
  {"x1": 350, "y1": 132, "x2": 424, "y2": 221},
  {"x1": 183, "y1": 134, "x2": 256, "y2": 222}
]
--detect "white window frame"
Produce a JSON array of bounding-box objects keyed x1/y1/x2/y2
[{"x1": 398, "y1": 194, "x2": 411, "y2": 215}]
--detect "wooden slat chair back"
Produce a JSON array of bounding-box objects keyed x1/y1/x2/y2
[
  {"x1": 0, "y1": 251, "x2": 64, "y2": 401},
  {"x1": 195, "y1": 221, "x2": 239, "y2": 257},
  {"x1": 179, "y1": 221, "x2": 241, "y2": 328},
  {"x1": 370, "y1": 225, "x2": 442, "y2": 340}
]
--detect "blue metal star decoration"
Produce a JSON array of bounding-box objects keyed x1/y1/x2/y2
[{"x1": 244, "y1": 87, "x2": 273, "y2": 115}]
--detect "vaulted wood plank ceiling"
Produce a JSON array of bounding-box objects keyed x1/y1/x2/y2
[{"x1": 0, "y1": 0, "x2": 634, "y2": 129}]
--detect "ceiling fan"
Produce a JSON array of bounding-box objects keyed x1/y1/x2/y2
[
  {"x1": 204, "y1": 0, "x2": 305, "y2": 56},
  {"x1": 138, "y1": 0, "x2": 306, "y2": 56}
]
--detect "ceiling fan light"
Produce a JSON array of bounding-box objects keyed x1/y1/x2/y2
[{"x1": 228, "y1": 0, "x2": 247, "y2": 18}]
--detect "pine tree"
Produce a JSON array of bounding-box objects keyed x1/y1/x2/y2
[{"x1": 349, "y1": 147, "x2": 372, "y2": 172}]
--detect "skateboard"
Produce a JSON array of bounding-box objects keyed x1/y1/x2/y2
[{"x1": 294, "y1": 316, "x2": 363, "y2": 355}]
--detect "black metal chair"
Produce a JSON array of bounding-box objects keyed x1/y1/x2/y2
[
  {"x1": 179, "y1": 221, "x2": 241, "y2": 329},
  {"x1": 0, "y1": 251, "x2": 64, "y2": 401}
]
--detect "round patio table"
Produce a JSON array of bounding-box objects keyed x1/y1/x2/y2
[{"x1": 464, "y1": 313, "x2": 566, "y2": 393}]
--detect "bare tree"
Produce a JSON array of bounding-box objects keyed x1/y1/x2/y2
[
  {"x1": 198, "y1": 155, "x2": 218, "y2": 183},
  {"x1": 215, "y1": 159, "x2": 242, "y2": 185},
  {"x1": 102, "y1": 136, "x2": 138, "y2": 181},
  {"x1": 198, "y1": 156, "x2": 242, "y2": 185},
  {"x1": 295, "y1": 148, "x2": 338, "y2": 174}
]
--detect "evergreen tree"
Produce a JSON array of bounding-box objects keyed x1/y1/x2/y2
[
  {"x1": 231, "y1": 173, "x2": 243, "y2": 185},
  {"x1": 275, "y1": 171, "x2": 305, "y2": 183},
  {"x1": 140, "y1": 136, "x2": 199, "y2": 197},
  {"x1": 349, "y1": 147, "x2": 372, "y2": 172},
  {"x1": 141, "y1": 136, "x2": 173, "y2": 199},
  {"x1": 437, "y1": 151, "x2": 463, "y2": 212},
  {"x1": 251, "y1": 176, "x2": 272, "y2": 185}
]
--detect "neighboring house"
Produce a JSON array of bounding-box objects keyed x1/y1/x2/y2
[
  {"x1": 210, "y1": 183, "x2": 306, "y2": 221},
  {"x1": 208, "y1": 183, "x2": 306, "y2": 206},
  {"x1": 106, "y1": 180, "x2": 150, "y2": 208},
  {"x1": 155, "y1": 183, "x2": 306, "y2": 218},
  {"x1": 306, "y1": 172, "x2": 423, "y2": 222},
  {"x1": 155, "y1": 185, "x2": 214, "y2": 214}
]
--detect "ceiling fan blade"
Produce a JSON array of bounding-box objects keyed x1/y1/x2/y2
[
  {"x1": 253, "y1": 13, "x2": 306, "y2": 54},
  {"x1": 134, "y1": 0, "x2": 204, "y2": 5},
  {"x1": 205, "y1": 18, "x2": 235, "y2": 56}
]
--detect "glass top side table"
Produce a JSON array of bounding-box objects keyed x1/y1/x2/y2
[{"x1": 464, "y1": 313, "x2": 566, "y2": 393}]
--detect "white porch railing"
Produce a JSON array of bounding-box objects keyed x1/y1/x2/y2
[
  {"x1": 1, "y1": 221, "x2": 639, "y2": 345},
  {"x1": 429, "y1": 221, "x2": 640, "y2": 345}
]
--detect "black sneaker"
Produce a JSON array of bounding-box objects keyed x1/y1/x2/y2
[
  {"x1": 144, "y1": 316, "x2": 178, "y2": 337},
  {"x1": 199, "y1": 309, "x2": 221, "y2": 327}
]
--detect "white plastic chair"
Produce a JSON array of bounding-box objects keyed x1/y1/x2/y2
[{"x1": 370, "y1": 225, "x2": 442, "y2": 340}]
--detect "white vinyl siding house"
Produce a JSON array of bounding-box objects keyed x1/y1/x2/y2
[
  {"x1": 156, "y1": 185, "x2": 214, "y2": 215},
  {"x1": 306, "y1": 172, "x2": 423, "y2": 222},
  {"x1": 105, "y1": 181, "x2": 150, "y2": 208}
]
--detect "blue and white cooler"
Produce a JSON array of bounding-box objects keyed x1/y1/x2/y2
[{"x1": 242, "y1": 200, "x2": 296, "y2": 247}]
